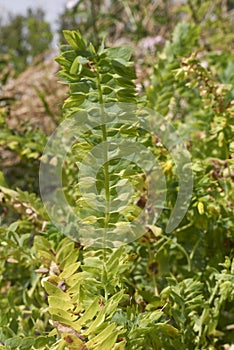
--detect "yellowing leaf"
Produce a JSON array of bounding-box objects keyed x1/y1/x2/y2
[
  {"x1": 43, "y1": 281, "x2": 71, "y2": 301},
  {"x1": 62, "y1": 333, "x2": 86, "y2": 350},
  {"x1": 75, "y1": 297, "x2": 100, "y2": 328},
  {"x1": 197, "y1": 202, "x2": 204, "y2": 215},
  {"x1": 86, "y1": 323, "x2": 117, "y2": 348},
  {"x1": 48, "y1": 296, "x2": 74, "y2": 311},
  {"x1": 60, "y1": 262, "x2": 81, "y2": 279}
]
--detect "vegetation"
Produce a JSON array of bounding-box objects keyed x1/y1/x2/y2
[
  {"x1": 0, "y1": 8, "x2": 53, "y2": 76},
  {"x1": 0, "y1": 1, "x2": 233, "y2": 349}
]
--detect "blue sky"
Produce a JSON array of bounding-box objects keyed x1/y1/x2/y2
[{"x1": 0, "y1": 0, "x2": 68, "y2": 29}]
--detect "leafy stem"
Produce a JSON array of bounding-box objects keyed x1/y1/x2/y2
[{"x1": 95, "y1": 60, "x2": 110, "y2": 255}]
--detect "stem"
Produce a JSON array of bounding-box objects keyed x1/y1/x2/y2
[
  {"x1": 95, "y1": 63, "x2": 110, "y2": 256},
  {"x1": 146, "y1": 240, "x2": 159, "y2": 296},
  {"x1": 152, "y1": 273, "x2": 159, "y2": 297}
]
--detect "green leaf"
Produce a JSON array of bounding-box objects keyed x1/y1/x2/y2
[
  {"x1": 78, "y1": 56, "x2": 89, "y2": 65},
  {"x1": 56, "y1": 240, "x2": 75, "y2": 260},
  {"x1": 75, "y1": 297, "x2": 100, "y2": 328},
  {"x1": 84, "y1": 310, "x2": 106, "y2": 336},
  {"x1": 57, "y1": 70, "x2": 80, "y2": 83},
  {"x1": 89, "y1": 42, "x2": 96, "y2": 55},
  {"x1": 104, "y1": 291, "x2": 126, "y2": 316},
  {"x1": 43, "y1": 281, "x2": 71, "y2": 301},
  {"x1": 8, "y1": 222, "x2": 18, "y2": 232},
  {"x1": 86, "y1": 323, "x2": 117, "y2": 348},
  {"x1": 94, "y1": 330, "x2": 119, "y2": 350},
  {"x1": 48, "y1": 296, "x2": 74, "y2": 311},
  {"x1": 5, "y1": 337, "x2": 22, "y2": 348},
  {"x1": 107, "y1": 46, "x2": 133, "y2": 61},
  {"x1": 70, "y1": 57, "x2": 80, "y2": 75},
  {"x1": 63, "y1": 30, "x2": 86, "y2": 51},
  {"x1": 117, "y1": 88, "x2": 136, "y2": 99},
  {"x1": 112, "y1": 340, "x2": 127, "y2": 350},
  {"x1": 155, "y1": 323, "x2": 179, "y2": 336},
  {"x1": 63, "y1": 95, "x2": 86, "y2": 109},
  {"x1": 112, "y1": 60, "x2": 136, "y2": 79},
  {"x1": 5, "y1": 337, "x2": 35, "y2": 349},
  {"x1": 115, "y1": 77, "x2": 135, "y2": 88},
  {"x1": 60, "y1": 262, "x2": 81, "y2": 279},
  {"x1": 34, "y1": 336, "x2": 54, "y2": 349},
  {"x1": 60, "y1": 249, "x2": 79, "y2": 269},
  {"x1": 49, "y1": 307, "x2": 77, "y2": 322},
  {"x1": 0, "y1": 171, "x2": 7, "y2": 187}
]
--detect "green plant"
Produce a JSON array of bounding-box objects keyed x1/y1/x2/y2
[
  {"x1": 35, "y1": 29, "x2": 233, "y2": 349},
  {"x1": 0, "y1": 4, "x2": 233, "y2": 349}
]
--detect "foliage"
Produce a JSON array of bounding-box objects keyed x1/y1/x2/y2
[
  {"x1": 0, "y1": 1, "x2": 233, "y2": 349},
  {"x1": 58, "y1": 0, "x2": 174, "y2": 45},
  {"x1": 0, "y1": 8, "x2": 53, "y2": 75}
]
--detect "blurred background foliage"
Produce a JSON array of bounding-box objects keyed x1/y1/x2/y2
[
  {"x1": 0, "y1": 8, "x2": 53, "y2": 76},
  {"x1": 0, "y1": 0, "x2": 233, "y2": 349}
]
